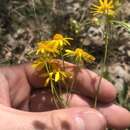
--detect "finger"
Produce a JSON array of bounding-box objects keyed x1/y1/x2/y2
[
  {"x1": 41, "y1": 107, "x2": 106, "y2": 130},
  {"x1": 61, "y1": 94, "x2": 130, "y2": 129},
  {"x1": 25, "y1": 62, "x2": 116, "y2": 103},
  {"x1": 70, "y1": 68, "x2": 117, "y2": 103},
  {"x1": 65, "y1": 94, "x2": 130, "y2": 129},
  {"x1": 33, "y1": 107, "x2": 106, "y2": 130},
  {"x1": 66, "y1": 95, "x2": 130, "y2": 129},
  {"x1": 0, "y1": 73, "x2": 11, "y2": 106},
  {"x1": 99, "y1": 104, "x2": 130, "y2": 129},
  {"x1": 30, "y1": 91, "x2": 130, "y2": 129},
  {"x1": 0, "y1": 104, "x2": 106, "y2": 130},
  {"x1": 0, "y1": 65, "x2": 31, "y2": 109}
]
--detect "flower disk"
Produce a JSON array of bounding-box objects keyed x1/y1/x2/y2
[
  {"x1": 36, "y1": 41, "x2": 59, "y2": 55},
  {"x1": 91, "y1": 0, "x2": 115, "y2": 17}
]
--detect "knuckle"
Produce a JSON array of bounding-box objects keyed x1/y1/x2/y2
[{"x1": 50, "y1": 110, "x2": 74, "y2": 130}]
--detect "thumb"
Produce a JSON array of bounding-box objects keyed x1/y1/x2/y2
[
  {"x1": 0, "y1": 104, "x2": 106, "y2": 130},
  {"x1": 33, "y1": 107, "x2": 106, "y2": 130}
]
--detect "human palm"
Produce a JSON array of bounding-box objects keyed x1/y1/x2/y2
[{"x1": 0, "y1": 63, "x2": 129, "y2": 130}]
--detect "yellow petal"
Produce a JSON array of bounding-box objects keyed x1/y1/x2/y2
[
  {"x1": 65, "y1": 49, "x2": 74, "y2": 56},
  {"x1": 99, "y1": 0, "x2": 104, "y2": 6},
  {"x1": 55, "y1": 72, "x2": 60, "y2": 82},
  {"x1": 108, "y1": 0, "x2": 113, "y2": 6},
  {"x1": 104, "y1": 0, "x2": 108, "y2": 5},
  {"x1": 91, "y1": 4, "x2": 100, "y2": 9},
  {"x1": 63, "y1": 39, "x2": 71, "y2": 45},
  {"x1": 49, "y1": 72, "x2": 53, "y2": 79},
  {"x1": 64, "y1": 37, "x2": 73, "y2": 40}
]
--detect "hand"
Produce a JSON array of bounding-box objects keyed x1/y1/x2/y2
[{"x1": 0, "y1": 63, "x2": 129, "y2": 130}]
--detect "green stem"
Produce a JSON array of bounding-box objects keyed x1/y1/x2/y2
[
  {"x1": 65, "y1": 68, "x2": 79, "y2": 106},
  {"x1": 59, "y1": 50, "x2": 69, "y2": 107},
  {"x1": 50, "y1": 81, "x2": 59, "y2": 108},
  {"x1": 64, "y1": 59, "x2": 81, "y2": 107},
  {"x1": 103, "y1": 31, "x2": 109, "y2": 67},
  {"x1": 45, "y1": 62, "x2": 50, "y2": 74},
  {"x1": 94, "y1": 76, "x2": 102, "y2": 108},
  {"x1": 61, "y1": 51, "x2": 65, "y2": 70},
  {"x1": 94, "y1": 16, "x2": 109, "y2": 108},
  {"x1": 45, "y1": 63, "x2": 63, "y2": 108}
]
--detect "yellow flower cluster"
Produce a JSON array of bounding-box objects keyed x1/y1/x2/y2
[
  {"x1": 35, "y1": 34, "x2": 73, "y2": 56},
  {"x1": 32, "y1": 33, "x2": 95, "y2": 107},
  {"x1": 32, "y1": 33, "x2": 95, "y2": 87},
  {"x1": 91, "y1": 0, "x2": 115, "y2": 17},
  {"x1": 32, "y1": 34, "x2": 73, "y2": 85}
]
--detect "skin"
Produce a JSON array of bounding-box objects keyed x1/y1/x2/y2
[{"x1": 0, "y1": 63, "x2": 129, "y2": 130}]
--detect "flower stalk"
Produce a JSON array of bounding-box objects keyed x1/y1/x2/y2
[
  {"x1": 94, "y1": 16, "x2": 110, "y2": 108},
  {"x1": 90, "y1": 0, "x2": 116, "y2": 108}
]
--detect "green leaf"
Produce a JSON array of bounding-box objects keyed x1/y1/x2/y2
[{"x1": 112, "y1": 20, "x2": 130, "y2": 33}]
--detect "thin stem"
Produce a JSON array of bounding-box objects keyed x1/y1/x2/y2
[
  {"x1": 103, "y1": 30, "x2": 109, "y2": 67},
  {"x1": 94, "y1": 16, "x2": 109, "y2": 108},
  {"x1": 50, "y1": 81, "x2": 59, "y2": 108},
  {"x1": 59, "y1": 50, "x2": 69, "y2": 107},
  {"x1": 45, "y1": 63, "x2": 62, "y2": 108},
  {"x1": 65, "y1": 72, "x2": 77, "y2": 106},
  {"x1": 32, "y1": 0, "x2": 37, "y2": 23},
  {"x1": 60, "y1": 50, "x2": 65, "y2": 71},
  {"x1": 66, "y1": 61, "x2": 82, "y2": 105},
  {"x1": 94, "y1": 76, "x2": 102, "y2": 108},
  {"x1": 31, "y1": 0, "x2": 42, "y2": 38},
  {"x1": 45, "y1": 63, "x2": 50, "y2": 74}
]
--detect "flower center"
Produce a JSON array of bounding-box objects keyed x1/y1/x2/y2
[
  {"x1": 53, "y1": 34, "x2": 64, "y2": 40},
  {"x1": 75, "y1": 48, "x2": 83, "y2": 56}
]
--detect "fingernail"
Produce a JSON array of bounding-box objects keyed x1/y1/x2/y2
[{"x1": 75, "y1": 112, "x2": 106, "y2": 130}]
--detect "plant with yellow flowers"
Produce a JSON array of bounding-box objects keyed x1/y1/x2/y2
[
  {"x1": 90, "y1": 0, "x2": 130, "y2": 108},
  {"x1": 31, "y1": 0, "x2": 130, "y2": 109},
  {"x1": 32, "y1": 33, "x2": 95, "y2": 108}
]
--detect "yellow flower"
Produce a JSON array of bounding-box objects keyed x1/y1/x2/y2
[
  {"x1": 36, "y1": 41, "x2": 59, "y2": 55},
  {"x1": 44, "y1": 70, "x2": 72, "y2": 86},
  {"x1": 32, "y1": 59, "x2": 44, "y2": 70},
  {"x1": 32, "y1": 57, "x2": 50, "y2": 70},
  {"x1": 91, "y1": 0, "x2": 115, "y2": 16},
  {"x1": 65, "y1": 48, "x2": 95, "y2": 63},
  {"x1": 52, "y1": 33, "x2": 73, "y2": 48},
  {"x1": 35, "y1": 34, "x2": 73, "y2": 56},
  {"x1": 54, "y1": 71, "x2": 71, "y2": 82}
]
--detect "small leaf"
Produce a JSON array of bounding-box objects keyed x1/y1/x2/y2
[{"x1": 112, "y1": 20, "x2": 130, "y2": 33}]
